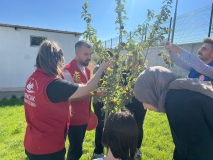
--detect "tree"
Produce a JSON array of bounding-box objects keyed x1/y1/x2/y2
[{"x1": 81, "y1": 0, "x2": 173, "y2": 122}]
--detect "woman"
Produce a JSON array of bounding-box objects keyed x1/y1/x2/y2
[
  {"x1": 24, "y1": 40, "x2": 110, "y2": 160},
  {"x1": 134, "y1": 66, "x2": 213, "y2": 160},
  {"x1": 93, "y1": 110, "x2": 138, "y2": 160}
]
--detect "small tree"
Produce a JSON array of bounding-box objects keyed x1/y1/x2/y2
[{"x1": 81, "y1": 0, "x2": 173, "y2": 122}]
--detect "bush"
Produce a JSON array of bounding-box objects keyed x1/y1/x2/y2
[{"x1": 0, "y1": 96, "x2": 24, "y2": 107}]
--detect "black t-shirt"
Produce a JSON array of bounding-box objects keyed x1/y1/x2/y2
[
  {"x1": 165, "y1": 89, "x2": 213, "y2": 109},
  {"x1": 46, "y1": 78, "x2": 78, "y2": 103},
  {"x1": 121, "y1": 70, "x2": 130, "y2": 86},
  {"x1": 93, "y1": 65, "x2": 105, "y2": 85},
  {"x1": 165, "y1": 89, "x2": 213, "y2": 158}
]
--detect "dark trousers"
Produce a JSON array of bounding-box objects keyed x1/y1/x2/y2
[
  {"x1": 93, "y1": 98, "x2": 147, "y2": 154},
  {"x1": 93, "y1": 102, "x2": 105, "y2": 154},
  {"x1": 67, "y1": 124, "x2": 87, "y2": 160},
  {"x1": 125, "y1": 97, "x2": 147, "y2": 148},
  {"x1": 165, "y1": 90, "x2": 213, "y2": 160},
  {"x1": 25, "y1": 148, "x2": 66, "y2": 160}
]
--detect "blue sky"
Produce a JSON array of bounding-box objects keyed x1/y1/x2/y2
[{"x1": 0, "y1": 0, "x2": 212, "y2": 41}]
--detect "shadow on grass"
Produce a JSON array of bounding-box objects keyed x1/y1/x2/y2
[{"x1": 0, "y1": 95, "x2": 24, "y2": 107}]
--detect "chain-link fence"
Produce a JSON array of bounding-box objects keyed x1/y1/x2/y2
[{"x1": 103, "y1": 5, "x2": 212, "y2": 48}]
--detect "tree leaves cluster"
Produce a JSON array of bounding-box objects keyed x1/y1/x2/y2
[{"x1": 81, "y1": 0, "x2": 173, "y2": 118}]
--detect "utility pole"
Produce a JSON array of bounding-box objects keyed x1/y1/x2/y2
[
  {"x1": 171, "y1": 0, "x2": 178, "y2": 43},
  {"x1": 208, "y1": 1, "x2": 213, "y2": 37}
]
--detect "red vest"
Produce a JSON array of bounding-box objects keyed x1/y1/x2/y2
[
  {"x1": 24, "y1": 68, "x2": 69, "y2": 154},
  {"x1": 64, "y1": 59, "x2": 91, "y2": 125}
]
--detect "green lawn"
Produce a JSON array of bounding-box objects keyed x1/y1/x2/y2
[{"x1": 0, "y1": 97, "x2": 174, "y2": 160}]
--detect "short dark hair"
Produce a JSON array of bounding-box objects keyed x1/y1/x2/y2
[
  {"x1": 204, "y1": 37, "x2": 213, "y2": 48},
  {"x1": 75, "y1": 40, "x2": 92, "y2": 51},
  {"x1": 102, "y1": 110, "x2": 138, "y2": 160}
]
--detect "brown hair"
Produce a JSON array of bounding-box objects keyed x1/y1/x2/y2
[
  {"x1": 102, "y1": 110, "x2": 138, "y2": 160},
  {"x1": 36, "y1": 40, "x2": 64, "y2": 77},
  {"x1": 204, "y1": 37, "x2": 213, "y2": 48}
]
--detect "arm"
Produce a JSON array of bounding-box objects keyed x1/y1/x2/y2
[
  {"x1": 67, "y1": 64, "x2": 106, "y2": 101},
  {"x1": 180, "y1": 50, "x2": 213, "y2": 79},
  {"x1": 69, "y1": 61, "x2": 110, "y2": 100},
  {"x1": 46, "y1": 61, "x2": 110, "y2": 102},
  {"x1": 63, "y1": 68, "x2": 93, "y2": 101},
  {"x1": 169, "y1": 52, "x2": 192, "y2": 71},
  {"x1": 165, "y1": 41, "x2": 191, "y2": 71}
]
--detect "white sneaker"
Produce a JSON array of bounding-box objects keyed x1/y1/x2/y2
[
  {"x1": 135, "y1": 148, "x2": 142, "y2": 158},
  {"x1": 92, "y1": 153, "x2": 106, "y2": 159}
]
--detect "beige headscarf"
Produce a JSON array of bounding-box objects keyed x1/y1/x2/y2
[
  {"x1": 168, "y1": 78, "x2": 213, "y2": 98},
  {"x1": 134, "y1": 66, "x2": 213, "y2": 113}
]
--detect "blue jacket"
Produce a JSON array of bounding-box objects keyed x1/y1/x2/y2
[{"x1": 188, "y1": 61, "x2": 213, "y2": 81}]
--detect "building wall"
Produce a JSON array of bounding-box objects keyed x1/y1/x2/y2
[
  {"x1": 0, "y1": 26, "x2": 80, "y2": 90},
  {"x1": 0, "y1": 26, "x2": 203, "y2": 100}
]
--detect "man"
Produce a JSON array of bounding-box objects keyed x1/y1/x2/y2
[
  {"x1": 64, "y1": 40, "x2": 93, "y2": 160},
  {"x1": 165, "y1": 37, "x2": 213, "y2": 81}
]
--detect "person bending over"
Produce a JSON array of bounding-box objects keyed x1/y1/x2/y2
[{"x1": 134, "y1": 66, "x2": 213, "y2": 160}]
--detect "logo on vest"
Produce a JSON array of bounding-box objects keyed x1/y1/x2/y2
[
  {"x1": 73, "y1": 71, "x2": 82, "y2": 83},
  {"x1": 26, "y1": 81, "x2": 35, "y2": 93},
  {"x1": 25, "y1": 78, "x2": 38, "y2": 107},
  {"x1": 198, "y1": 75, "x2": 205, "y2": 82}
]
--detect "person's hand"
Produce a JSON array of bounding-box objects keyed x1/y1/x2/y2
[
  {"x1": 99, "y1": 60, "x2": 111, "y2": 71},
  {"x1": 94, "y1": 90, "x2": 106, "y2": 98},
  {"x1": 165, "y1": 41, "x2": 183, "y2": 54}
]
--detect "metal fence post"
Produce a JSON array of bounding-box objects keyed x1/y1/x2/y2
[
  {"x1": 111, "y1": 38, "x2": 112, "y2": 49},
  {"x1": 208, "y1": 2, "x2": 213, "y2": 37},
  {"x1": 168, "y1": 17, "x2": 173, "y2": 41},
  {"x1": 171, "y1": 0, "x2": 178, "y2": 43}
]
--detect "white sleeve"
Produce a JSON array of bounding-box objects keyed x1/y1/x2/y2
[{"x1": 63, "y1": 69, "x2": 74, "y2": 83}]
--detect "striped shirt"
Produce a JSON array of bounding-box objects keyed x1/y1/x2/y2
[{"x1": 169, "y1": 50, "x2": 213, "y2": 79}]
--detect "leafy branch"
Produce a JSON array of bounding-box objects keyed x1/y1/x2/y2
[{"x1": 81, "y1": 0, "x2": 173, "y2": 118}]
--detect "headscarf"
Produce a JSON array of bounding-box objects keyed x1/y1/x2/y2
[
  {"x1": 134, "y1": 66, "x2": 213, "y2": 113},
  {"x1": 168, "y1": 78, "x2": 213, "y2": 99},
  {"x1": 134, "y1": 66, "x2": 177, "y2": 112}
]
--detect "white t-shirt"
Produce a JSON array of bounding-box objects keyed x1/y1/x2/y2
[{"x1": 93, "y1": 158, "x2": 104, "y2": 160}]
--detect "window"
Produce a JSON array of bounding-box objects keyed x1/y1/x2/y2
[{"x1": 30, "y1": 36, "x2": 46, "y2": 46}]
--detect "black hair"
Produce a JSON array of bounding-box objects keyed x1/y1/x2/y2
[
  {"x1": 75, "y1": 40, "x2": 91, "y2": 51},
  {"x1": 102, "y1": 110, "x2": 138, "y2": 160}
]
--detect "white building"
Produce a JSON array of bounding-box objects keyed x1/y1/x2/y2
[{"x1": 0, "y1": 23, "x2": 81, "y2": 98}]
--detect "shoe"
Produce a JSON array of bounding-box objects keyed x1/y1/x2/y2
[
  {"x1": 135, "y1": 148, "x2": 142, "y2": 158},
  {"x1": 92, "y1": 153, "x2": 106, "y2": 159}
]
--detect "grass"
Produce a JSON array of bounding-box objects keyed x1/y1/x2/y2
[{"x1": 0, "y1": 97, "x2": 174, "y2": 160}]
